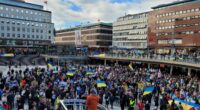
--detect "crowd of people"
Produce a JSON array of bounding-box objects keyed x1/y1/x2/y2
[
  {"x1": 0, "y1": 63, "x2": 199, "y2": 110},
  {"x1": 106, "y1": 49, "x2": 200, "y2": 63}
]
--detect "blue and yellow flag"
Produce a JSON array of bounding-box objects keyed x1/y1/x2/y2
[
  {"x1": 0, "y1": 53, "x2": 14, "y2": 57},
  {"x1": 128, "y1": 63, "x2": 133, "y2": 70},
  {"x1": 96, "y1": 80, "x2": 107, "y2": 88},
  {"x1": 67, "y1": 71, "x2": 75, "y2": 76},
  {"x1": 48, "y1": 62, "x2": 57, "y2": 72},
  {"x1": 48, "y1": 62, "x2": 55, "y2": 68},
  {"x1": 94, "y1": 54, "x2": 106, "y2": 58},
  {"x1": 168, "y1": 98, "x2": 200, "y2": 110},
  {"x1": 143, "y1": 86, "x2": 155, "y2": 96},
  {"x1": 86, "y1": 70, "x2": 93, "y2": 75}
]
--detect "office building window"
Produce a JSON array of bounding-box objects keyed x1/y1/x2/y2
[
  {"x1": 17, "y1": 28, "x2": 20, "y2": 31},
  {"x1": 1, "y1": 33, "x2": 4, "y2": 37},
  {"x1": 32, "y1": 35, "x2": 34, "y2": 38},
  {"x1": 12, "y1": 27, "x2": 15, "y2": 31},
  {"x1": 12, "y1": 34, "x2": 15, "y2": 37},
  {"x1": 27, "y1": 35, "x2": 30, "y2": 38},
  {"x1": 23, "y1": 34, "x2": 25, "y2": 38},
  {"x1": 22, "y1": 28, "x2": 25, "y2": 32},
  {"x1": 1, "y1": 26, "x2": 4, "y2": 30},
  {"x1": 17, "y1": 34, "x2": 20, "y2": 38},
  {"x1": 7, "y1": 26, "x2": 10, "y2": 31},
  {"x1": 187, "y1": 10, "x2": 191, "y2": 13},
  {"x1": 7, "y1": 33, "x2": 10, "y2": 37}
]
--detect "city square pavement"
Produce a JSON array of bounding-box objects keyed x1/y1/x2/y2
[{"x1": 0, "y1": 66, "x2": 157, "y2": 110}]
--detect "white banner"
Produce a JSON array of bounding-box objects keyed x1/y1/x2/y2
[{"x1": 75, "y1": 30, "x2": 82, "y2": 46}]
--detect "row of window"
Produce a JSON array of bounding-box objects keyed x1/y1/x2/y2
[
  {"x1": 113, "y1": 38, "x2": 146, "y2": 41},
  {"x1": 157, "y1": 39, "x2": 182, "y2": 45},
  {"x1": 113, "y1": 31, "x2": 147, "y2": 36},
  {"x1": 156, "y1": 30, "x2": 200, "y2": 37},
  {"x1": 156, "y1": 23, "x2": 200, "y2": 30},
  {"x1": 0, "y1": 33, "x2": 51, "y2": 40},
  {"x1": 113, "y1": 25, "x2": 147, "y2": 31},
  {"x1": 113, "y1": 42, "x2": 147, "y2": 47},
  {"x1": 0, "y1": 6, "x2": 49, "y2": 16},
  {"x1": 58, "y1": 29, "x2": 112, "y2": 37},
  {"x1": 118, "y1": 14, "x2": 148, "y2": 21},
  {"x1": 0, "y1": 20, "x2": 52, "y2": 28},
  {"x1": 0, "y1": 13, "x2": 50, "y2": 22},
  {"x1": 156, "y1": 8, "x2": 200, "y2": 18},
  {"x1": 114, "y1": 21, "x2": 147, "y2": 27},
  {"x1": 1, "y1": 26, "x2": 51, "y2": 33},
  {"x1": 156, "y1": 15, "x2": 200, "y2": 24}
]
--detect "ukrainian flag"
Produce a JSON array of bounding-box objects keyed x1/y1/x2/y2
[
  {"x1": 168, "y1": 98, "x2": 200, "y2": 110},
  {"x1": 94, "y1": 54, "x2": 106, "y2": 58},
  {"x1": 71, "y1": 67, "x2": 77, "y2": 70},
  {"x1": 86, "y1": 70, "x2": 93, "y2": 75},
  {"x1": 96, "y1": 80, "x2": 107, "y2": 88},
  {"x1": 67, "y1": 71, "x2": 75, "y2": 76},
  {"x1": 128, "y1": 63, "x2": 133, "y2": 70},
  {"x1": 198, "y1": 97, "x2": 200, "y2": 103},
  {"x1": 170, "y1": 56, "x2": 175, "y2": 61},
  {"x1": 0, "y1": 53, "x2": 14, "y2": 57},
  {"x1": 48, "y1": 62, "x2": 55, "y2": 68},
  {"x1": 143, "y1": 86, "x2": 155, "y2": 96}
]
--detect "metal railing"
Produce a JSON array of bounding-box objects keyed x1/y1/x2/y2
[
  {"x1": 91, "y1": 53, "x2": 200, "y2": 64},
  {"x1": 59, "y1": 99, "x2": 107, "y2": 110}
]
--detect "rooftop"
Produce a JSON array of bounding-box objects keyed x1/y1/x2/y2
[
  {"x1": 152, "y1": 0, "x2": 200, "y2": 9},
  {"x1": 117, "y1": 11, "x2": 149, "y2": 21},
  {"x1": 0, "y1": 0, "x2": 43, "y2": 10},
  {"x1": 57, "y1": 22, "x2": 112, "y2": 33}
]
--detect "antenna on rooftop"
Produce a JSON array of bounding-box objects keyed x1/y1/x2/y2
[{"x1": 44, "y1": 0, "x2": 48, "y2": 11}]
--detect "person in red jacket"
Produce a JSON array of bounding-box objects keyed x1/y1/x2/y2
[
  {"x1": 137, "y1": 100, "x2": 144, "y2": 110},
  {"x1": 85, "y1": 89, "x2": 99, "y2": 110},
  {"x1": 189, "y1": 107, "x2": 195, "y2": 110},
  {"x1": 2, "y1": 102, "x2": 9, "y2": 110}
]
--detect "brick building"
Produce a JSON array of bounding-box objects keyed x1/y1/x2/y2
[
  {"x1": 55, "y1": 22, "x2": 112, "y2": 48},
  {"x1": 148, "y1": 0, "x2": 200, "y2": 54}
]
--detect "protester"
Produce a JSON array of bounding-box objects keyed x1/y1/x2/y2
[
  {"x1": 85, "y1": 89, "x2": 99, "y2": 110},
  {"x1": 0, "y1": 62, "x2": 199, "y2": 110}
]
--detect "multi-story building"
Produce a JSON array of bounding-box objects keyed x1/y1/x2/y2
[
  {"x1": 148, "y1": 0, "x2": 200, "y2": 54},
  {"x1": 55, "y1": 22, "x2": 112, "y2": 48},
  {"x1": 112, "y1": 12, "x2": 149, "y2": 49},
  {"x1": 0, "y1": 0, "x2": 54, "y2": 47}
]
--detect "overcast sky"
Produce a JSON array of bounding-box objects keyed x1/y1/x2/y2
[{"x1": 26, "y1": 0, "x2": 177, "y2": 30}]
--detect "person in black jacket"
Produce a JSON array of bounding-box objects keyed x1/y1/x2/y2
[
  {"x1": 154, "y1": 94, "x2": 159, "y2": 108},
  {"x1": 120, "y1": 91, "x2": 126, "y2": 110},
  {"x1": 145, "y1": 101, "x2": 150, "y2": 110}
]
